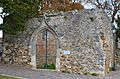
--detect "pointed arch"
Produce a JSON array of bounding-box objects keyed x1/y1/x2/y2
[{"x1": 29, "y1": 25, "x2": 60, "y2": 71}]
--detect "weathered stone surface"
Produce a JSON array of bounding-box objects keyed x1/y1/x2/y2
[
  {"x1": 3, "y1": 43, "x2": 31, "y2": 66},
  {"x1": 3, "y1": 9, "x2": 114, "y2": 75}
]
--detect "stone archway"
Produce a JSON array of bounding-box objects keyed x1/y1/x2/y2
[{"x1": 29, "y1": 25, "x2": 60, "y2": 71}]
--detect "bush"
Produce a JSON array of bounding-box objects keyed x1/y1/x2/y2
[
  {"x1": 91, "y1": 73, "x2": 98, "y2": 76},
  {"x1": 37, "y1": 63, "x2": 56, "y2": 69},
  {"x1": 109, "y1": 67, "x2": 116, "y2": 71}
]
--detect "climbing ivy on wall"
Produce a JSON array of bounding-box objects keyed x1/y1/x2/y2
[
  {"x1": 0, "y1": 0, "x2": 41, "y2": 35},
  {"x1": 0, "y1": 0, "x2": 84, "y2": 35}
]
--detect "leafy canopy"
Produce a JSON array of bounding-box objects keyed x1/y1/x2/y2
[
  {"x1": 0, "y1": 0, "x2": 41, "y2": 34},
  {"x1": 116, "y1": 16, "x2": 120, "y2": 38}
]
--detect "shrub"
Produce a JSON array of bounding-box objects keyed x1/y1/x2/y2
[{"x1": 91, "y1": 73, "x2": 98, "y2": 76}]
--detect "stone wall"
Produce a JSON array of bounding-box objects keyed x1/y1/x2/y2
[
  {"x1": 3, "y1": 43, "x2": 31, "y2": 65},
  {"x1": 3, "y1": 9, "x2": 114, "y2": 75},
  {"x1": 3, "y1": 16, "x2": 43, "y2": 65}
]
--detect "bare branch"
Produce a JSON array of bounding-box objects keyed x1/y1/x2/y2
[{"x1": 111, "y1": 0, "x2": 114, "y2": 6}]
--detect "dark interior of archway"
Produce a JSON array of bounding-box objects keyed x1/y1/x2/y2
[{"x1": 36, "y1": 30, "x2": 56, "y2": 69}]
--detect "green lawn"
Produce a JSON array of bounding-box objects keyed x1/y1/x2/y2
[{"x1": 0, "y1": 75, "x2": 21, "y2": 79}]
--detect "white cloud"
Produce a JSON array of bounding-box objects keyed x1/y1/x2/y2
[{"x1": 83, "y1": 3, "x2": 96, "y2": 9}]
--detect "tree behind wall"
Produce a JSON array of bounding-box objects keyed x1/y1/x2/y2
[
  {"x1": 116, "y1": 16, "x2": 120, "y2": 39},
  {"x1": 0, "y1": 0, "x2": 41, "y2": 35},
  {"x1": 80, "y1": 0, "x2": 120, "y2": 38},
  {"x1": 0, "y1": 0, "x2": 84, "y2": 35},
  {"x1": 40, "y1": 0, "x2": 84, "y2": 14}
]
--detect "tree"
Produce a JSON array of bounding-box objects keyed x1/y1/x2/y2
[
  {"x1": 80, "y1": 0, "x2": 120, "y2": 37},
  {"x1": 80, "y1": 0, "x2": 120, "y2": 22},
  {"x1": 116, "y1": 16, "x2": 120, "y2": 38},
  {"x1": 40, "y1": 0, "x2": 84, "y2": 14},
  {"x1": 0, "y1": 0, "x2": 41, "y2": 35}
]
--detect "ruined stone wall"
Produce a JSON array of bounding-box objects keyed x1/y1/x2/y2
[
  {"x1": 3, "y1": 17, "x2": 43, "y2": 66},
  {"x1": 3, "y1": 9, "x2": 114, "y2": 75}
]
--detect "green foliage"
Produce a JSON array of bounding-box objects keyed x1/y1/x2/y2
[
  {"x1": 83, "y1": 72, "x2": 89, "y2": 75},
  {"x1": 0, "y1": 0, "x2": 41, "y2": 34},
  {"x1": 90, "y1": 73, "x2": 98, "y2": 76},
  {"x1": 0, "y1": 75, "x2": 20, "y2": 79},
  {"x1": 37, "y1": 63, "x2": 56, "y2": 69},
  {"x1": 47, "y1": 63, "x2": 56, "y2": 69},
  {"x1": 116, "y1": 16, "x2": 120, "y2": 38},
  {"x1": 116, "y1": 16, "x2": 120, "y2": 27},
  {"x1": 116, "y1": 28, "x2": 120, "y2": 38},
  {"x1": 109, "y1": 67, "x2": 116, "y2": 71}
]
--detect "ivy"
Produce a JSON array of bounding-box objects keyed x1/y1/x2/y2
[{"x1": 0, "y1": 0, "x2": 41, "y2": 35}]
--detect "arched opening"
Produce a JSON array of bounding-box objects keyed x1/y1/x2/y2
[
  {"x1": 29, "y1": 25, "x2": 60, "y2": 70},
  {"x1": 36, "y1": 29, "x2": 57, "y2": 69}
]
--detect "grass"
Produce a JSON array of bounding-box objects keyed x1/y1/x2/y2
[
  {"x1": 90, "y1": 73, "x2": 98, "y2": 76},
  {"x1": 0, "y1": 75, "x2": 21, "y2": 79},
  {"x1": 109, "y1": 67, "x2": 116, "y2": 71},
  {"x1": 37, "y1": 63, "x2": 56, "y2": 69}
]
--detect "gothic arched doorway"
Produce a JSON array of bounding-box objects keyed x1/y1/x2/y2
[{"x1": 36, "y1": 30, "x2": 57, "y2": 69}]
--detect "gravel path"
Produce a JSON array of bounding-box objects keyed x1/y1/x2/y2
[{"x1": 0, "y1": 64, "x2": 120, "y2": 79}]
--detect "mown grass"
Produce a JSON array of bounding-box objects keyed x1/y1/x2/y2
[{"x1": 0, "y1": 75, "x2": 21, "y2": 79}]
